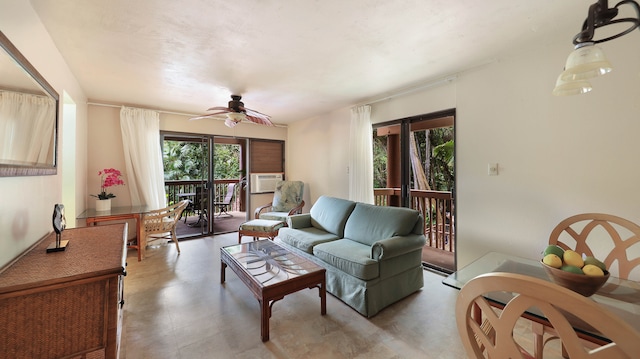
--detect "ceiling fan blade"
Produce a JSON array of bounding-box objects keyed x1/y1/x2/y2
[
  {"x1": 206, "y1": 106, "x2": 231, "y2": 112},
  {"x1": 189, "y1": 111, "x2": 229, "y2": 121},
  {"x1": 240, "y1": 106, "x2": 269, "y2": 118},
  {"x1": 246, "y1": 114, "x2": 274, "y2": 126}
]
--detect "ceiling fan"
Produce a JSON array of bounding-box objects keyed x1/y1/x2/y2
[{"x1": 190, "y1": 95, "x2": 273, "y2": 128}]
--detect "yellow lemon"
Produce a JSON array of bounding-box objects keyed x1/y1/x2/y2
[
  {"x1": 584, "y1": 256, "x2": 607, "y2": 271},
  {"x1": 563, "y1": 250, "x2": 584, "y2": 268},
  {"x1": 583, "y1": 264, "x2": 605, "y2": 277},
  {"x1": 542, "y1": 254, "x2": 562, "y2": 268}
]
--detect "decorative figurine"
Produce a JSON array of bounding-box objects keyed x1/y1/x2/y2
[{"x1": 47, "y1": 204, "x2": 69, "y2": 252}]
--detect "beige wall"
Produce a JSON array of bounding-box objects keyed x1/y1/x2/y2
[
  {"x1": 288, "y1": 30, "x2": 640, "y2": 269},
  {"x1": 87, "y1": 105, "x2": 288, "y2": 221},
  {"x1": 0, "y1": 1, "x2": 88, "y2": 267}
]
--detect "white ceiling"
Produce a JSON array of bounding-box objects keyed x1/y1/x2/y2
[{"x1": 29, "y1": 0, "x2": 590, "y2": 125}]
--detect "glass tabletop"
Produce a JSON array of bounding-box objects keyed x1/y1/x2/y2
[
  {"x1": 77, "y1": 205, "x2": 151, "y2": 219},
  {"x1": 222, "y1": 240, "x2": 324, "y2": 286},
  {"x1": 443, "y1": 252, "x2": 640, "y2": 335}
]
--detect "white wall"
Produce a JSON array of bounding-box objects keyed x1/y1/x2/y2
[
  {"x1": 289, "y1": 28, "x2": 640, "y2": 269},
  {"x1": 0, "y1": 1, "x2": 88, "y2": 267}
]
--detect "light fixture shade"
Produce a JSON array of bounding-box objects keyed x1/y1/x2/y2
[
  {"x1": 224, "y1": 112, "x2": 246, "y2": 128},
  {"x1": 552, "y1": 74, "x2": 593, "y2": 96},
  {"x1": 561, "y1": 44, "x2": 612, "y2": 81}
]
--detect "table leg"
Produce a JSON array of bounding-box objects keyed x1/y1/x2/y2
[
  {"x1": 134, "y1": 213, "x2": 143, "y2": 262},
  {"x1": 260, "y1": 298, "x2": 270, "y2": 342},
  {"x1": 221, "y1": 262, "x2": 226, "y2": 283},
  {"x1": 320, "y1": 279, "x2": 326, "y2": 315}
]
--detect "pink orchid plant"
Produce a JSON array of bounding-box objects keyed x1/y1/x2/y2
[{"x1": 92, "y1": 168, "x2": 125, "y2": 200}]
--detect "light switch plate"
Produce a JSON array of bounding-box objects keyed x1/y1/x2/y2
[{"x1": 488, "y1": 163, "x2": 499, "y2": 176}]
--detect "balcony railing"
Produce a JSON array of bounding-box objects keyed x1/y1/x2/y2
[
  {"x1": 164, "y1": 179, "x2": 242, "y2": 212},
  {"x1": 374, "y1": 188, "x2": 455, "y2": 252}
]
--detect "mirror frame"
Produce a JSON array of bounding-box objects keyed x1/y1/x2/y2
[{"x1": 0, "y1": 31, "x2": 59, "y2": 177}]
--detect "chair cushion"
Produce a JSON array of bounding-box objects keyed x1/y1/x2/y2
[
  {"x1": 239, "y1": 219, "x2": 285, "y2": 232},
  {"x1": 259, "y1": 211, "x2": 290, "y2": 221},
  {"x1": 313, "y1": 239, "x2": 379, "y2": 280},
  {"x1": 272, "y1": 181, "x2": 304, "y2": 212}
]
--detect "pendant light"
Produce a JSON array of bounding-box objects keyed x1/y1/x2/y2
[{"x1": 553, "y1": 0, "x2": 640, "y2": 96}]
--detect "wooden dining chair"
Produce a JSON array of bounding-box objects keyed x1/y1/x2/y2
[
  {"x1": 548, "y1": 213, "x2": 640, "y2": 280},
  {"x1": 533, "y1": 213, "x2": 640, "y2": 358},
  {"x1": 141, "y1": 200, "x2": 190, "y2": 258},
  {"x1": 456, "y1": 272, "x2": 640, "y2": 359}
]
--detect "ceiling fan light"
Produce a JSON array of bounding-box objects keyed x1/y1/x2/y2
[
  {"x1": 552, "y1": 74, "x2": 593, "y2": 96},
  {"x1": 224, "y1": 117, "x2": 238, "y2": 128},
  {"x1": 561, "y1": 43, "x2": 612, "y2": 80},
  {"x1": 224, "y1": 112, "x2": 245, "y2": 128}
]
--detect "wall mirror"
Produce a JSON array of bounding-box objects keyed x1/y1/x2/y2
[{"x1": 0, "y1": 30, "x2": 59, "y2": 176}]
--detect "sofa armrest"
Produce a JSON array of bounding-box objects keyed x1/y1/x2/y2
[
  {"x1": 371, "y1": 234, "x2": 426, "y2": 260},
  {"x1": 287, "y1": 213, "x2": 312, "y2": 229}
]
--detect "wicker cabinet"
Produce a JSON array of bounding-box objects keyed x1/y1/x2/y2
[{"x1": 0, "y1": 224, "x2": 127, "y2": 359}]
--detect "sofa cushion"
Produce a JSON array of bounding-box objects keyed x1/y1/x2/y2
[
  {"x1": 278, "y1": 227, "x2": 340, "y2": 254},
  {"x1": 309, "y1": 196, "x2": 356, "y2": 238},
  {"x1": 344, "y1": 203, "x2": 421, "y2": 246},
  {"x1": 313, "y1": 239, "x2": 379, "y2": 281}
]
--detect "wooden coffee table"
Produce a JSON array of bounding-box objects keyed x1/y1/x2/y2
[{"x1": 220, "y1": 240, "x2": 326, "y2": 341}]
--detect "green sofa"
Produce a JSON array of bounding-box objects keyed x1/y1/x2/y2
[{"x1": 275, "y1": 195, "x2": 426, "y2": 317}]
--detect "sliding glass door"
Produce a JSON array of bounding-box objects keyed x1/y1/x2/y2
[
  {"x1": 373, "y1": 109, "x2": 456, "y2": 272},
  {"x1": 162, "y1": 133, "x2": 212, "y2": 238}
]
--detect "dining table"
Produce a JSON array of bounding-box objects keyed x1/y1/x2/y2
[
  {"x1": 77, "y1": 205, "x2": 150, "y2": 261},
  {"x1": 443, "y1": 251, "x2": 640, "y2": 345}
]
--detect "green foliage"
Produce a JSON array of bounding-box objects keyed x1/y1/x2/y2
[
  {"x1": 163, "y1": 140, "x2": 241, "y2": 180},
  {"x1": 373, "y1": 136, "x2": 388, "y2": 188},
  {"x1": 163, "y1": 140, "x2": 208, "y2": 180},
  {"x1": 372, "y1": 126, "x2": 454, "y2": 191},
  {"x1": 429, "y1": 128, "x2": 454, "y2": 191},
  {"x1": 213, "y1": 144, "x2": 241, "y2": 179}
]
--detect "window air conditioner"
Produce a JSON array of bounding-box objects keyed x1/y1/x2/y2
[{"x1": 250, "y1": 173, "x2": 283, "y2": 193}]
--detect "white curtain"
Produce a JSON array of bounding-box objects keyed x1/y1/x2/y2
[
  {"x1": 0, "y1": 91, "x2": 55, "y2": 164},
  {"x1": 120, "y1": 106, "x2": 166, "y2": 209},
  {"x1": 349, "y1": 105, "x2": 374, "y2": 204}
]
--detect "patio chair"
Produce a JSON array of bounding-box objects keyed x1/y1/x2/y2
[
  {"x1": 456, "y1": 272, "x2": 640, "y2": 359},
  {"x1": 141, "y1": 200, "x2": 189, "y2": 258},
  {"x1": 254, "y1": 180, "x2": 305, "y2": 221},
  {"x1": 532, "y1": 213, "x2": 640, "y2": 358},
  {"x1": 214, "y1": 183, "x2": 236, "y2": 217},
  {"x1": 184, "y1": 185, "x2": 208, "y2": 226}
]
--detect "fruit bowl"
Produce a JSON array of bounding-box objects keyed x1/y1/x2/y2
[{"x1": 541, "y1": 261, "x2": 609, "y2": 296}]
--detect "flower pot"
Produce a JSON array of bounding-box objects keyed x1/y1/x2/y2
[{"x1": 96, "y1": 198, "x2": 111, "y2": 212}]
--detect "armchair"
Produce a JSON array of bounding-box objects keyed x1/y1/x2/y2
[
  {"x1": 254, "y1": 180, "x2": 304, "y2": 221},
  {"x1": 141, "y1": 200, "x2": 189, "y2": 259}
]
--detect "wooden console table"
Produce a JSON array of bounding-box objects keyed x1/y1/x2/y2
[{"x1": 0, "y1": 224, "x2": 127, "y2": 359}]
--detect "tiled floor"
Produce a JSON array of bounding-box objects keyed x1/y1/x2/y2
[{"x1": 121, "y1": 233, "x2": 562, "y2": 358}]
